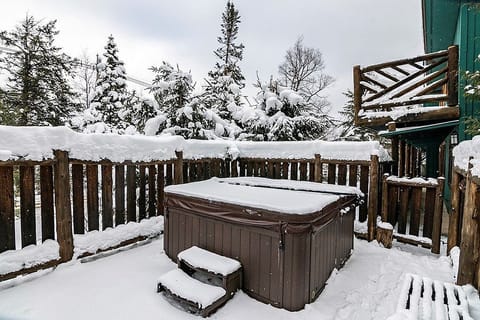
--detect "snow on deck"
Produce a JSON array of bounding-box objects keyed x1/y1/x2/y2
[
  {"x1": 218, "y1": 177, "x2": 363, "y2": 196},
  {"x1": 178, "y1": 246, "x2": 241, "y2": 276},
  {"x1": 165, "y1": 178, "x2": 341, "y2": 215},
  {"x1": 158, "y1": 269, "x2": 226, "y2": 308},
  {"x1": 0, "y1": 238, "x2": 456, "y2": 320}
]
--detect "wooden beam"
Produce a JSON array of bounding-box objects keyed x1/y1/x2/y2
[
  {"x1": 368, "y1": 155, "x2": 379, "y2": 241},
  {"x1": 457, "y1": 160, "x2": 479, "y2": 285},
  {"x1": 431, "y1": 177, "x2": 445, "y2": 254},
  {"x1": 447, "y1": 45, "x2": 459, "y2": 106},
  {"x1": 448, "y1": 171, "x2": 461, "y2": 253},
  {"x1": 361, "y1": 50, "x2": 448, "y2": 72},
  {"x1": 53, "y1": 150, "x2": 73, "y2": 262}
]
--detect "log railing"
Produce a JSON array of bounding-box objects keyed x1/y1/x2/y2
[
  {"x1": 381, "y1": 175, "x2": 445, "y2": 254},
  {"x1": 449, "y1": 163, "x2": 480, "y2": 289},
  {"x1": 353, "y1": 46, "x2": 459, "y2": 127}
]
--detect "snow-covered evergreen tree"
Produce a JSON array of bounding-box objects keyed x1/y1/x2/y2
[
  {"x1": 88, "y1": 35, "x2": 129, "y2": 131},
  {"x1": 337, "y1": 90, "x2": 379, "y2": 141},
  {"x1": 146, "y1": 62, "x2": 213, "y2": 139},
  {"x1": 121, "y1": 90, "x2": 157, "y2": 133},
  {"x1": 240, "y1": 78, "x2": 330, "y2": 141},
  {"x1": 203, "y1": 1, "x2": 245, "y2": 123},
  {"x1": 0, "y1": 15, "x2": 79, "y2": 126}
]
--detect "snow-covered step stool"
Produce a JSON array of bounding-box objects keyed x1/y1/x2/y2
[
  {"x1": 157, "y1": 269, "x2": 227, "y2": 317},
  {"x1": 391, "y1": 273, "x2": 480, "y2": 320},
  {"x1": 177, "y1": 246, "x2": 242, "y2": 299},
  {"x1": 157, "y1": 246, "x2": 242, "y2": 317}
]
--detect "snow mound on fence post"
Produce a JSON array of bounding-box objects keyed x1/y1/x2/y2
[{"x1": 453, "y1": 135, "x2": 480, "y2": 177}]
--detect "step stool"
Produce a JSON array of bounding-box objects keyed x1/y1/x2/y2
[
  {"x1": 391, "y1": 273, "x2": 480, "y2": 319},
  {"x1": 157, "y1": 246, "x2": 242, "y2": 317}
]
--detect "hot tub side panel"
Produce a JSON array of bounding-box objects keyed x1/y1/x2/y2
[
  {"x1": 164, "y1": 206, "x2": 285, "y2": 308},
  {"x1": 336, "y1": 208, "x2": 355, "y2": 267}
]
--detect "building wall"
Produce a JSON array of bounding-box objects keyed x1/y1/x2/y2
[{"x1": 455, "y1": 3, "x2": 480, "y2": 141}]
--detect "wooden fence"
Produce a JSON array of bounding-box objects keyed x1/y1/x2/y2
[
  {"x1": 0, "y1": 150, "x2": 387, "y2": 281},
  {"x1": 449, "y1": 163, "x2": 480, "y2": 289},
  {"x1": 380, "y1": 175, "x2": 445, "y2": 254}
]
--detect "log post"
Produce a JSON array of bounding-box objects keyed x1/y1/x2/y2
[
  {"x1": 457, "y1": 158, "x2": 479, "y2": 285},
  {"x1": 353, "y1": 65, "x2": 362, "y2": 126},
  {"x1": 53, "y1": 150, "x2": 74, "y2": 262},
  {"x1": 431, "y1": 177, "x2": 445, "y2": 254},
  {"x1": 447, "y1": 45, "x2": 458, "y2": 106},
  {"x1": 314, "y1": 154, "x2": 322, "y2": 183},
  {"x1": 368, "y1": 154, "x2": 379, "y2": 241},
  {"x1": 381, "y1": 173, "x2": 390, "y2": 222},
  {"x1": 447, "y1": 169, "x2": 461, "y2": 253},
  {"x1": 174, "y1": 151, "x2": 184, "y2": 185},
  {"x1": 391, "y1": 137, "x2": 399, "y2": 176}
]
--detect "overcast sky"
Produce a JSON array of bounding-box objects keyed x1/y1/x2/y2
[{"x1": 0, "y1": 0, "x2": 423, "y2": 115}]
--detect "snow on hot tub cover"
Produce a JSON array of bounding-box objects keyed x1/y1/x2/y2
[{"x1": 165, "y1": 177, "x2": 354, "y2": 215}]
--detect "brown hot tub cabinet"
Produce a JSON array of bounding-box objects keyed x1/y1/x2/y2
[{"x1": 163, "y1": 177, "x2": 361, "y2": 311}]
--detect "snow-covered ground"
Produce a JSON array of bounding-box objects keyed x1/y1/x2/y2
[{"x1": 0, "y1": 237, "x2": 455, "y2": 320}]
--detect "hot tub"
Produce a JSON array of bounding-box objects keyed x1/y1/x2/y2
[{"x1": 164, "y1": 177, "x2": 362, "y2": 311}]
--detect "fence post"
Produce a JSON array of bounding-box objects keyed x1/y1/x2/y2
[
  {"x1": 53, "y1": 150, "x2": 74, "y2": 262},
  {"x1": 381, "y1": 173, "x2": 389, "y2": 223},
  {"x1": 353, "y1": 65, "x2": 361, "y2": 126},
  {"x1": 174, "y1": 151, "x2": 184, "y2": 185},
  {"x1": 447, "y1": 169, "x2": 460, "y2": 253},
  {"x1": 314, "y1": 154, "x2": 322, "y2": 182},
  {"x1": 431, "y1": 177, "x2": 445, "y2": 254},
  {"x1": 447, "y1": 45, "x2": 459, "y2": 106},
  {"x1": 457, "y1": 158, "x2": 479, "y2": 286},
  {"x1": 368, "y1": 155, "x2": 379, "y2": 241}
]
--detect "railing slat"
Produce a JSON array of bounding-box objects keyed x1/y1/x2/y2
[
  {"x1": 40, "y1": 165, "x2": 55, "y2": 241},
  {"x1": 126, "y1": 165, "x2": 136, "y2": 222},
  {"x1": 115, "y1": 165, "x2": 125, "y2": 225},
  {"x1": 72, "y1": 164, "x2": 85, "y2": 234},
  {"x1": 101, "y1": 164, "x2": 113, "y2": 229},
  {"x1": 409, "y1": 187, "x2": 422, "y2": 236},
  {"x1": 20, "y1": 165, "x2": 36, "y2": 247},
  {"x1": 0, "y1": 166, "x2": 15, "y2": 252},
  {"x1": 157, "y1": 164, "x2": 164, "y2": 216},
  {"x1": 148, "y1": 165, "x2": 156, "y2": 218},
  {"x1": 86, "y1": 165, "x2": 99, "y2": 231},
  {"x1": 138, "y1": 166, "x2": 146, "y2": 221}
]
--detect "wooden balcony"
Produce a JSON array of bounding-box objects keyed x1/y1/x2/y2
[{"x1": 353, "y1": 46, "x2": 459, "y2": 129}]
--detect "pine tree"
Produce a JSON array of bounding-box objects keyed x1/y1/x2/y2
[
  {"x1": 121, "y1": 90, "x2": 157, "y2": 133},
  {"x1": 203, "y1": 1, "x2": 245, "y2": 122},
  {"x1": 0, "y1": 15, "x2": 79, "y2": 126},
  {"x1": 244, "y1": 77, "x2": 330, "y2": 141},
  {"x1": 89, "y1": 35, "x2": 128, "y2": 130},
  {"x1": 338, "y1": 90, "x2": 380, "y2": 141},
  {"x1": 148, "y1": 62, "x2": 213, "y2": 139}
]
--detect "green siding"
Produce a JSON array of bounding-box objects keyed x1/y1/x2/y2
[
  {"x1": 456, "y1": 4, "x2": 480, "y2": 141},
  {"x1": 423, "y1": 0, "x2": 461, "y2": 53}
]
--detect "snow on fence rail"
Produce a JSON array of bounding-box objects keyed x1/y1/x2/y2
[{"x1": 0, "y1": 126, "x2": 391, "y2": 281}]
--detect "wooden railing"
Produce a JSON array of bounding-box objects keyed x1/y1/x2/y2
[
  {"x1": 449, "y1": 163, "x2": 480, "y2": 289},
  {"x1": 353, "y1": 46, "x2": 459, "y2": 127},
  {"x1": 0, "y1": 150, "x2": 389, "y2": 281},
  {"x1": 381, "y1": 175, "x2": 445, "y2": 254}
]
